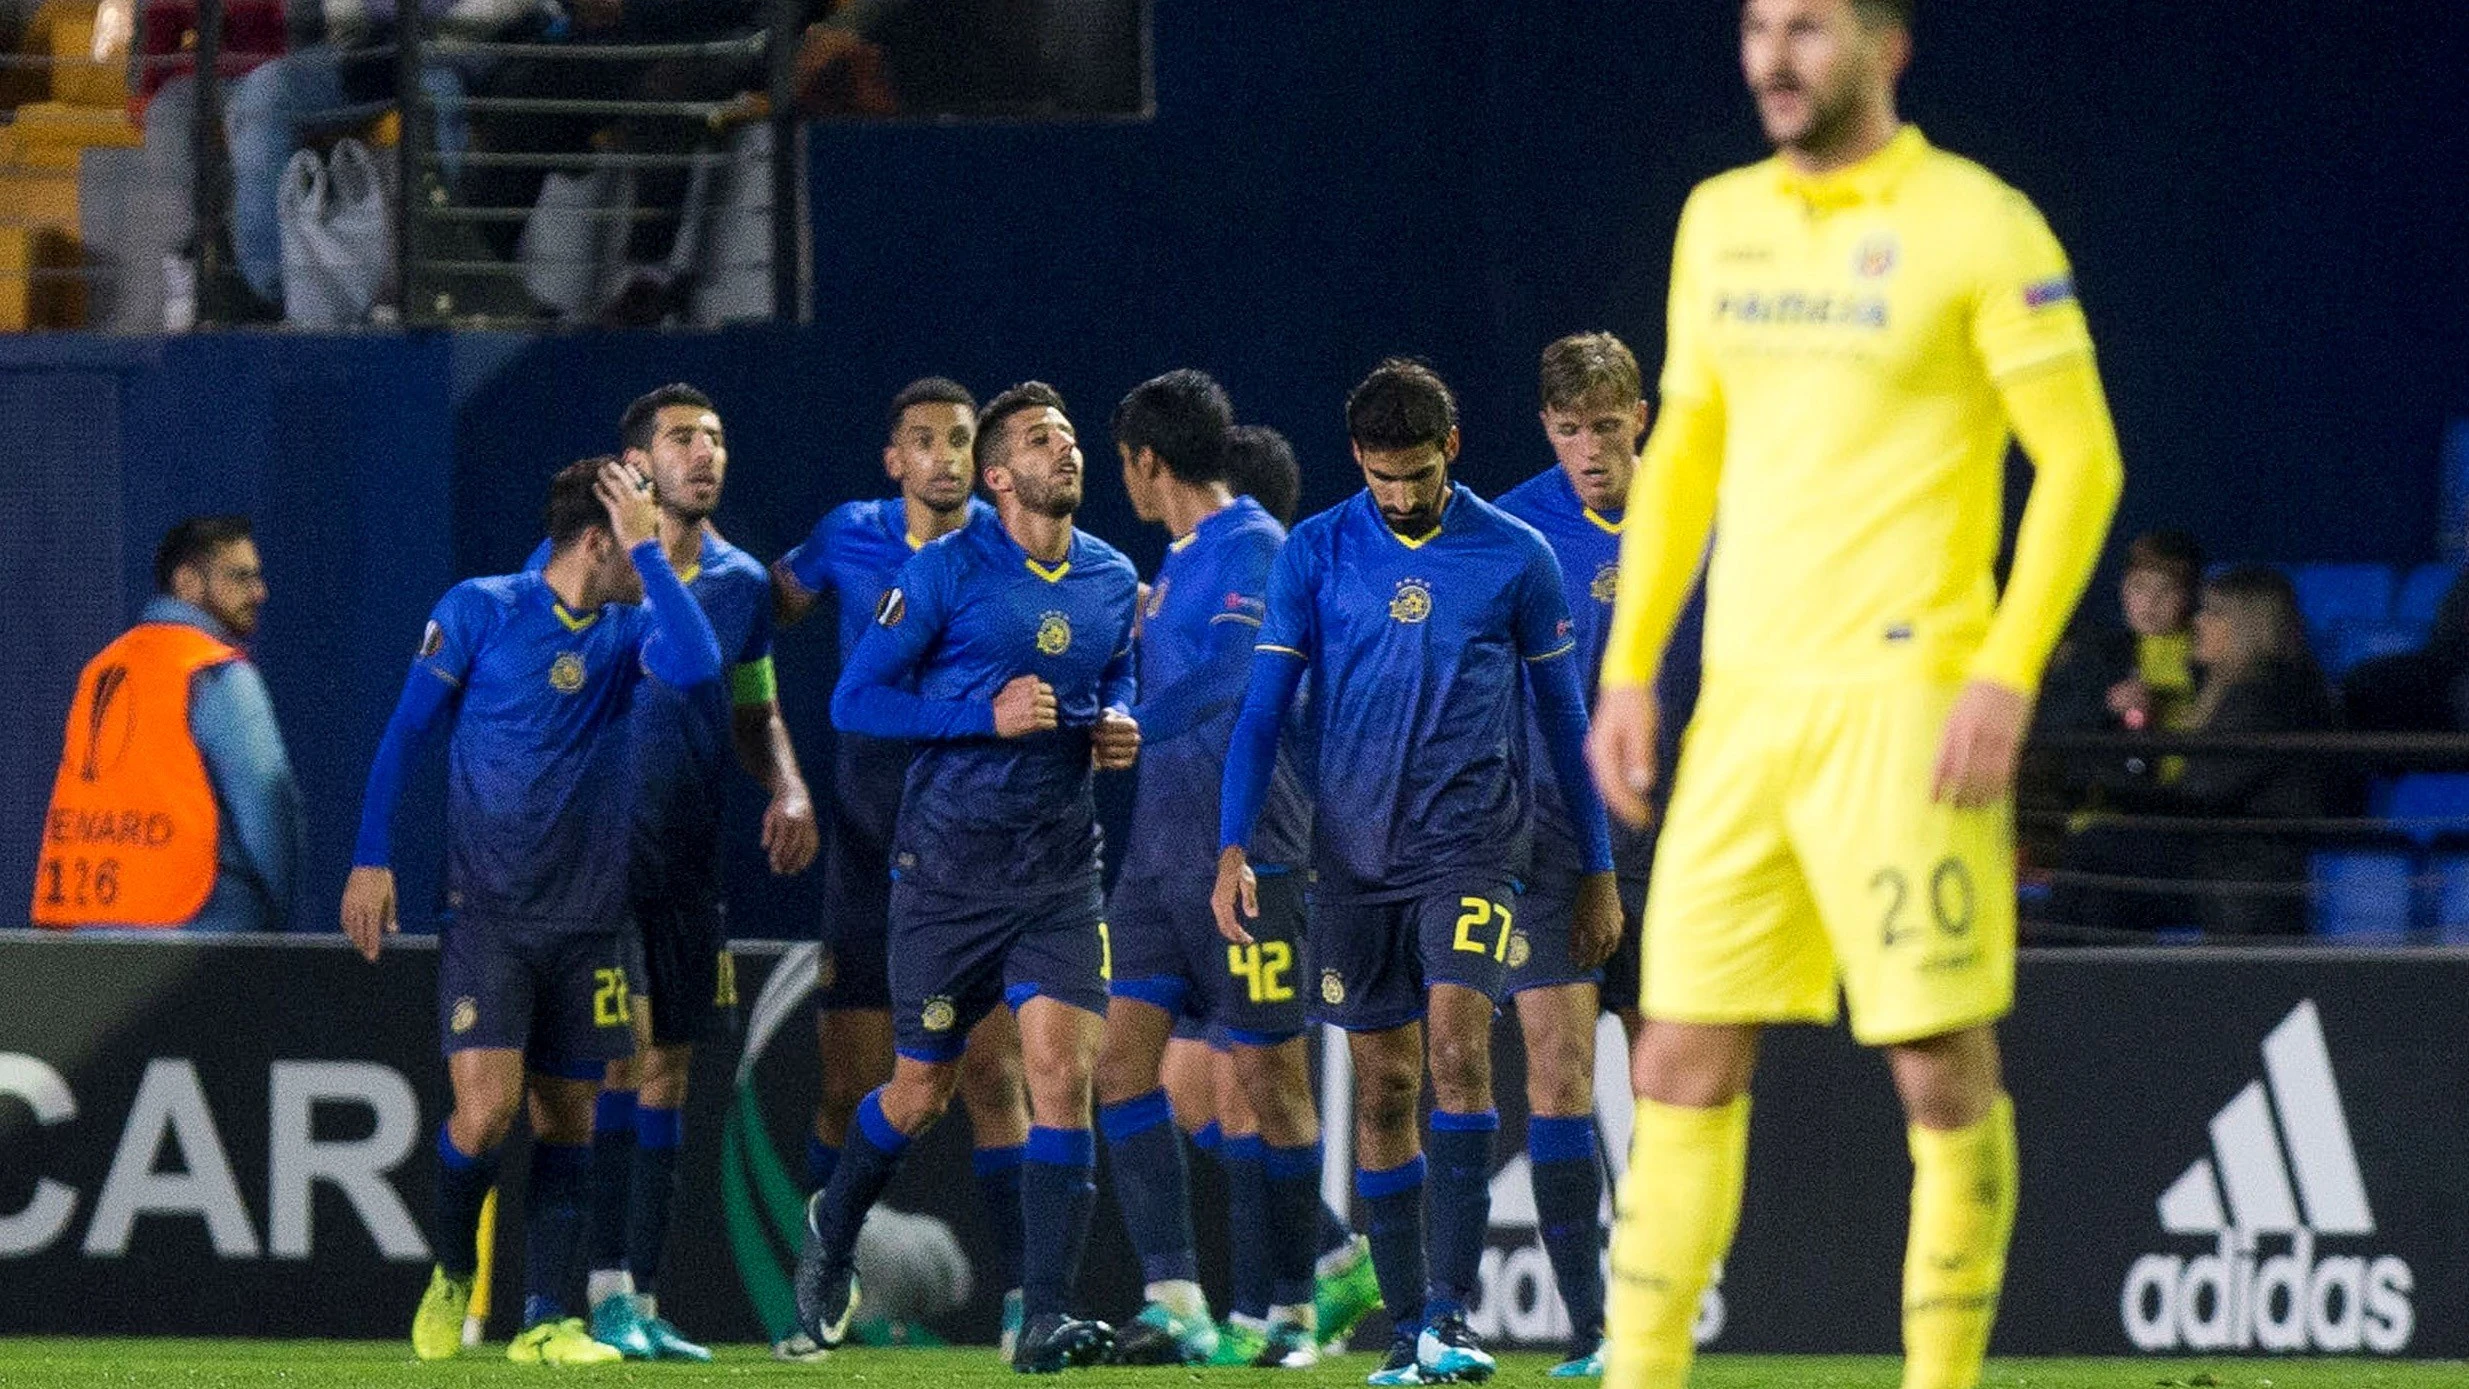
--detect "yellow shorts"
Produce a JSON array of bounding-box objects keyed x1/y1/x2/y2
[{"x1": 1640, "y1": 677, "x2": 2015, "y2": 1046}]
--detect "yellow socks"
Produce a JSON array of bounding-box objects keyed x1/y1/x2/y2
[
  {"x1": 1901, "y1": 1094, "x2": 2018, "y2": 1389},
  {"x1": 1604, "y1": 1096, "x2": 1750, "y2": 1389}
]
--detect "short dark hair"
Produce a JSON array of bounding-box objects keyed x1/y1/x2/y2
[
  {"x1": 620, "y1": 383, "x2": 716, "y2": 454},
  {"x1": 973, "y1": 381, "x2": 1069, "y2": 474},
  {"x1": 1345, "y1": 358, "x2": 1458, "y2": 453},
  {"x1": 545, "y1": 456, "x2": 620, "y2": 551},
  {"x1": 1112, "y1": 369, "x2": 1234, "y2": 486},
  {"x1": 888, "y1": 377, "x2": 976, "y2": 439},
  {"x1": 1539, "y1": 332, "x2": 1643, "y2": 412},
  {"x1": 153, "y1": 515, "x2": 253, "y2": 592},
  {"x1": 1850, "y1": 0, "x2": 1913, "y2": 28},
  {"x1": 1222, "y1": 425, "x2": 1301, "y2": 526},
  {"x1": 2125, "y1": 530, "x2": 2205, "y2": 593}
]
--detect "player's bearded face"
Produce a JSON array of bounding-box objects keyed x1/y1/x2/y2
[
  {"x1": 644, "y1": 406, "x2": 726, "y2": 522},
  {"x1": 890, "y1": 402, "x2": 977, "y2": 515},
  {"x1": 1741, "y1": 0, "x2": 1877, "y2": 154},
  {"x1": 185, "y1": 540, "x2": 267, "y2": 640},
  {"x1": 1357, "y1": 440, "x2": 1453, "y2": 536},
  {"x1": 1004, "y1": 409, "x2": 1084, "y2": 518}
]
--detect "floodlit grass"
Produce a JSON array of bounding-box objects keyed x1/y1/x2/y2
[{"x1": 0, "y1": 1344, "x2": 2460, "y2": 1389}]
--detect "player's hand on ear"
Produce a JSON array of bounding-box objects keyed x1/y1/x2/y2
[
  {"x1": 991, "y1": 674, "x2": 1058, "y2": 737},
  {"x1": 1211, "y1": 846, "x2": 1258, "y2": 946},
  {"x1": 341, "y1": 866, "x2": 397, "y2": 962},
  {"x1": 1587, "y1": 683, "x2": 1661, "y2": 829},
  {"x1": 595, "y1": 459, "x2": 659, "y2": 550},
  {"x1": 1934, "y1": 678, "x2": 2030, "y2": 808},
  {"x1": 1091, "y1": 707, "x2": 1141, "y2": 770},
  {"x1": 1571, "y1": 872, "x2": 1625, "y2": 970}
]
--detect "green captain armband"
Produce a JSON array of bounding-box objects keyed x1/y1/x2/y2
[{"x1": 728, "y1": 656, "x2": 778, "y2": 707}]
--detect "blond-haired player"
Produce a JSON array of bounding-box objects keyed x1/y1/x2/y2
[{"x1": 1585, "y1": 2, "x2": 2124, "y2": 1387}]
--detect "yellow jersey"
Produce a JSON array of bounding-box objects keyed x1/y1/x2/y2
[{"x1": 1609, "y1": 126, "x2": 2108, "y2": 693}]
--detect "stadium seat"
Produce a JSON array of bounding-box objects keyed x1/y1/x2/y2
[
  {"x1": 2324, "y1": 619, "x2": 2420, "y2": 675},
  {"x1": 2287, "y1": 563, "x2": 2396, "y2": 646},
  {"x1": 2309, "y1": 846, "x2": 2415, "y2": 940},
  {"x1": 2394, "y1": 562, "x2": 2458, "y2": 635},
  {"x1": 2428, "y1": 851, "x2": 2469, "y2": 944},
  {"x1": 2378, "y1": 774, "x2": 2469, "y2": 846}
]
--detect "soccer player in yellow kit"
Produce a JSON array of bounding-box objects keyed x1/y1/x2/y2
[{"x1": 1585, "y1": 3, "x2": 2124, "y2": 1388}]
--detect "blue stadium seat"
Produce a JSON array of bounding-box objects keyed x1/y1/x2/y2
[
  {"x1": 2324, "y1": 619, "x2": 2422, "y2": 675},
  {"x1": 2309, "y1": 847, "x2": 2415, "y2": 940},
  {"x1": 2288, "y1": 563, "x2": 2396, "y2": 645},
  {"x1": 2394, "y1": 561, "x2": 2458, "y2": 636},
  {"x1": 2378, "y1": 773, "x2": 2469, "y2": 844},
  {"x1": 2426, "y1": 851, "x2": 2469, "y2": 944}
]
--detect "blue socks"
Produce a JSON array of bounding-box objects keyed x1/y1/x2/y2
[
  {"x1": 1098, "y1": 1090, "x2": 1197, "y2": 1286},
  {"x1": 1528, "y1": 1115, "x2": 1606, "y2": 1346},
  {"x1": 1022, "y1": 1125, "x2": 1097, "y2": 1320},
  {"x1": 628, "y1": 1106, "x2": 683, "y2": 1299},
  {"x1": 1426, "y1": 1110, "x2": 1498, "y2": 1323},
  {"x1": 805, "y1": 1134, "x2": 840, "y2": 1194},
  {"x1": 523, "y1": 1140, "x2": 592, "y2": 1327},
  {"x1": 1221, "y1": 1134, "x2": 1272, "y2": 1320},
  {"x1": 1357, "y1": 1155, "x2": 1429, "y2": 1338},
  {"x1": 433, "y1": 1125, "x2": 500, "y2": 1279},
  {"x1": 1264, "y1": 1140, "x2": 1324, "y2": 1308},
  {"x1": 973, "y1": 1144, "x2": 1026, "y2": 1296},
  {"x1": 812, "y1": 1089, "x2": 911, "y2": 1273},
  {"x1": 586, "y1": 1089, "x2": 636, "y2": 1282}
]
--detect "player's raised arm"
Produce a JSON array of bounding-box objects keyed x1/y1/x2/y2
[
  {"x1": 602, "y1": 461, "x2": 724, "y2": 690},
  {"x1": 770, "y1": 507, "x2": 838, "y2": 628},
  {"x1": 343, "y1": 597, "x2": 473, "y2": 961}
]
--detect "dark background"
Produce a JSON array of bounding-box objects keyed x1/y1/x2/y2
[{"x1": 3, "y1": 0, "x2": 2467, "y2": 939}]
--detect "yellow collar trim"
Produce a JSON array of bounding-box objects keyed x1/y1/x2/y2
[
  {"x1": 676, "y1": 562, "x2": 702, "y2": 584},
  {"x1": 1582, "y1": 507, "x2": 1624, "y2": 535},
  {"x1": 905, "y1": 532, "x2": 927, "y2": 552},
  {"x1": 1024, "y1": 556, "x2": 1072, "y2": 583},
  {"x1": 553, "y1": 603, "x2": 599, "y2": 632},
  {"x1": 1169, "y1": 532, "x2": 1197, "y2": 552},
  {"x1": 1389, "y1": 524, "x2": 1442, "y2": 550}
]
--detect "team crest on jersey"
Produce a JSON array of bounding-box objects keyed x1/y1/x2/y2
[
  {"x1": 418, "y1": 620, "x2": 444, "y2": 660},
  {"x1": 1507, "y1": 932, "x2": 1532, "y2": 970},
  {"x1": 450, "y1": 997, "x2": 478, "y2": 1034},
  {"x1": 1389, "y1": 579, "x2": 1433, "y2": 625},
  {"x1": 1320, "y1": 969, "x2": 1345, "y2": 1005},
  {"x1": 875, "y1": 588, "x2": 907, "y2": 627},
  {"x1": 1853, "y1": 233, "x2": 1899, "y2": 279},
  {"x1": 1036, "y1": 611, "x2": 1073, "y2": 655},
  {"x1": 1590, "y1": 561, "x2": 1619, "y2": 605},
  {"x1": 921, "y1": 996, "x2": 957, "y2": 1033},
  {"x1": 548, "y1": 652, "x2": 586, "y2": 693}
]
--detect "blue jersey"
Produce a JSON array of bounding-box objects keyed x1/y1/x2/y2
[
  {"x1": 1496, "y1": 467, "x2": 1662, "y2": 879},
  {"x1": 1255, "y1": 483, "x2": 1577, "y2": 900},
  {"x1": 530, "y1": 533, "x2": 776, "y2": 877},
  {"x1": 782, "y1": 496, "x2": 998, "y2": 839},
  {"x1": 831, "y1": 512, "x2": 1140, "y2": 894},
  {"x1": 417, "y1": 572, "x2": 662, "y2": 930},
  {"x1": 1120, "y1": 497, "x2": 1310, "y2": 882}
]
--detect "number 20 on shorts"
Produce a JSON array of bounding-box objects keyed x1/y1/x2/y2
[{"x1": 1453, "y1": 896, "x2": 1513, "y2": 962}]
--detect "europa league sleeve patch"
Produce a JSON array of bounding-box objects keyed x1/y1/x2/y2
[
  {"x1": 417, "y1": 620, "x2": 444, "y2": 659},
  {"x1": 874, "y1": 588, "x2": 907, "y2": 627}
]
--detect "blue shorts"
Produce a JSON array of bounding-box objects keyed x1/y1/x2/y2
[
  {"x1": 1306, "y1": 876, "x2": 1518, "y2": 1033},
  {"x1": 630, "y1": 883, "x2": 736, "y2": 1045},
  {"x1": 437, "y1": 918, "x2": 635, "y2": 1077},
  {"x1": 816, "y1": 738, "x2": 904, "y2": 1013},
  {"x1": 1108, "y1": 869, "x2": 1309, "y2": 1046},
  {"x1": 889, "y1": 875, "x2": 1111, "y2": 1063},
  {"x1": 1506, "y1": 870, "x2": 1648, "y2": 1004}
]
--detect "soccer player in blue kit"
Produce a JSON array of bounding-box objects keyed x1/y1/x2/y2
[
  {"x1": 771, "y1": 378, "x2": 1037, "y2": 1358},
  {"x1": 1494, "y1": 333, "x2": 1689, "y2": 1377},
  {"x1": 1093, "y1": 371, "x2": 1331, "y2": 1369},
  {"x1": 542, "y1": 385, "x2": 819, "y2": 1362},
  {"x1": 343, "y1": 456, "x2": 723, "y2": 1366},
  {"x1": 1215, "y1": 360, "x2": 1623, "y2": 1386},
  {"x1": 792, "y1": 382, "x2": 1142, "y2": 1373}
]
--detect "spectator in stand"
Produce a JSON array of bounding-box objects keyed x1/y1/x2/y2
[
  {"x1": 2039, "y1": 529, "x2": 2205, "y2": 735},
  {"x1": 31, "y1": 517, "x2": 302, "y2": 934},
  {"x1": 216, "y1": 1, "x2": 545, "y2": 315},
  {"x1": 2342, "y1": 568, "x2": 2469, "y2": 732},
  {"x1": 2053, "y1": 565, "x2": 2341, "y2": 940}
]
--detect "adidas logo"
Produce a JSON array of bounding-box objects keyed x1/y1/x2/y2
[{"x1": 2119, "y1": 1000, "x2": 2413, "y2": 1354}]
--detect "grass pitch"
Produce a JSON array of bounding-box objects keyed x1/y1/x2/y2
[{"x1": 0, "y1": 1344, "x2": 2460, "y2": 1389}]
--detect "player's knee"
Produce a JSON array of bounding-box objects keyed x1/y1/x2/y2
[
  {"x1": 449, "y1": 1098, "x2": 519, "y2": 1155},
  {"x1": 1888, "y1": 1027, "x2": 2002, "y2": 1129},
  {"x1": 1525, "y1": 1026, "x2": 1596, "y2": 1117},
  {"x1": 1354, "y1": 1059, "x2": 1420, "y2": 1137},
  {"x1": 959, "y1": 1043, "x2": 1027, "y2": 1113},
  {"x1": 1426, "y1": 1032, "x2": 1493, "y2": 1112},
  {"x1": 1631, "y1": 1021, "x2": 1755, "y2": 1108},
  {"x1": 1092, "y1": 1038, "x2": 1159, "y2": 1107},
  {"x1": 881, "y1": 1066, "x2": 960, "y2": 1135},
  {"x1": 635, "y1": 1044, "x2": 691, "y2": 1109}
]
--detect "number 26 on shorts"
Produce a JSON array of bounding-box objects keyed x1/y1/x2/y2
[{"x1": 1453, "y1": 896, "x2": 1513, "y2": 962}]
